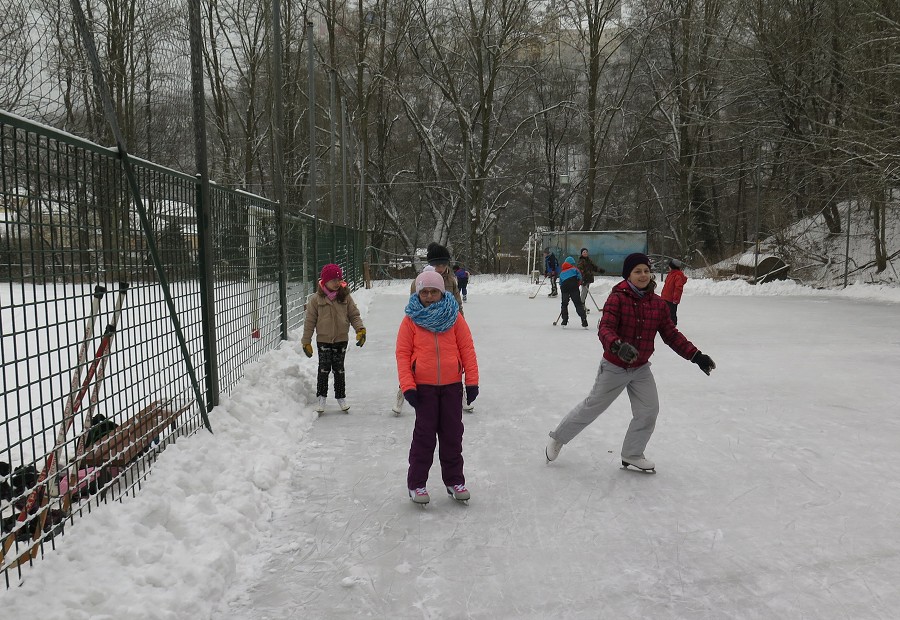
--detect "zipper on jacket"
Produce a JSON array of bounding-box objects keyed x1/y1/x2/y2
[{"x1": 434, "y1": 332, "x2": 442, "y2": 385}]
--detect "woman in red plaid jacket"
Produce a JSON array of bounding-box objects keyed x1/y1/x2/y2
[{"x1": 545, "y1": 253, "x2": 716, "y2": 472}]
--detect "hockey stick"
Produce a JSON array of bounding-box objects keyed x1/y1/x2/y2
[
  {"x1": 586, "y1": 289, "x2": 603, "y2": 312},
  {"x1": 528, "y1": 277, "x2": 546, "y2": 299},
  {"x1": 20, "y1": 282, "x2": 128, "y2": 563},
  {"x1": 552, "y1": 311, "x2": 562, "y2": 326},
  {"x1": 58, "y1": 282, "x2": 129, "y2": 519},
  {"x1": 0, "y1": 285, "x2": 106, "y2": 567},
  {"x1": 16, "y1": 282, "x2": 128, "y2": 564}
]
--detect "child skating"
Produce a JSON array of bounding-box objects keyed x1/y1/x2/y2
[
  {"x1": 396, "y1": 269, "x2": 479, "y2": 505},
  {"x1": 301, "y1": 263, "x2": 366, "y2": 414},
  {"x1": 393, "y1": 244, "x2": 472, "y2": 414},
  {"x1": 660, "y1": 258, "x2": 687, "y2": 325},
  {"x1": 454, "y1": 263, "x2": 470, "y2": 302},
  {"x1": 545, "y1": 253, "x2": 715, "y2": 472},
  {"x1": 558, "y1": 255, "x2": 588, "y2": 328}
]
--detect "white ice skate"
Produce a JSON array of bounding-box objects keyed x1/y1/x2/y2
[
  {"x1": 621, "y1": 455, "x2": 655, "y2": 472},
  {"x1": 337, "y1": 398, "x2": 350, "y2": 412},
  {"x1": 446, "y1": 484, "x2": 470, "y2": 502},
  {"x1": 315, "y1": 396, "x2": 326, "y2": 413},
  {"x1": 392, "y1": 390, "x2": 404, "y2": 416},
  {"x1": 546, "y1": 437, "x2": 563, "y2": 462},
  {"x1": 409, "y1": 487, "x2": 430, "y2": 505}
]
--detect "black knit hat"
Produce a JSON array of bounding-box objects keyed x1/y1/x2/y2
[
  {"x1": 622, "y1": 252, "x2": 651, "y2": 279},
  {"x1": 426, "y1": 242, "x2": 451, "y2": 265}
]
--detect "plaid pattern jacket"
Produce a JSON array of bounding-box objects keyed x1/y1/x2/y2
[{"x1": 599, "y1": 280, "x2": 698, "y2": 369}]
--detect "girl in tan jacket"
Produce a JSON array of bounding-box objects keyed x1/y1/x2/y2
[{"x1": 302, "y1": 264, "x2": 366, "y2": 413}]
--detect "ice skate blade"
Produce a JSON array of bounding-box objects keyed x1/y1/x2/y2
[{"x1": 621, "y1": 461, "x2": 656, "y2": 474}]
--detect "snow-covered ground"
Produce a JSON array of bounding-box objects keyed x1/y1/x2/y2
[{"x1": 3, "y1": 275, "x2": 900, "y2": 619}]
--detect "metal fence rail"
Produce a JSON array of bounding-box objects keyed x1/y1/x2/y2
[{"x1": 0, "y1": 111, "x2": 363, "y2": 584}]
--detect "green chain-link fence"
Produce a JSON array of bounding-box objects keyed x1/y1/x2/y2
[{"x1": 0, "y1": 110, "x2": 363, "y2": 583}]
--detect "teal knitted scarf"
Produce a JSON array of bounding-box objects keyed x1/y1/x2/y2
[{"x1": 405, "y1": 292, "x2": 459, "y2": 333}]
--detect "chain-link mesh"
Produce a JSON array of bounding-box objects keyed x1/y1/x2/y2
[{"x1": 0, "y1": 114, "x2": 363, "y2": 583}]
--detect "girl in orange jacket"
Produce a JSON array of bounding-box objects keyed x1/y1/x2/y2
[{"x1": 395, "y1": 267, "x2": 479, "y2": 505}]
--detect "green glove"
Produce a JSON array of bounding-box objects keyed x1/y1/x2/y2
[
  {"x1": 303, "y1": 343, "x2": 313, "y2": 358},
  {"x1": 356, "y1": 328, "x2": 366, "y2": 347}
]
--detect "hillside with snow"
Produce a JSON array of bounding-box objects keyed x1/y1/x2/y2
[{"x1": 706, "y1": 197, "x2": 900, "y2": 288}]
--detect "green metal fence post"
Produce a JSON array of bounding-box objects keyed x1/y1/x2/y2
[
  {"x1": 277, "y1": 201, "x2": 288, "y2": 340},
  {"x1": 195, "y1": 175, "x2": 219, "y2": 408}
]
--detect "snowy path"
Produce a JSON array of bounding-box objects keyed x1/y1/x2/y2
[{"x1": 221, "y1": 284, "x2": 900, "y2": 619}]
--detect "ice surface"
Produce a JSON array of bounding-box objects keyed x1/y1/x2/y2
[{"x1": 4, "y1": 276, "x2": 900, "y2": 619}]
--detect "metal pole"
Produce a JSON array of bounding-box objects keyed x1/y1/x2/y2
[
  {"x1": 188, "y1": 0, "x2": 220, "y2": 406},
  {"x1": 754, "y1": 143, "x2": 761, "y2": 279},
  {"x1": 463, "y1": 137, "x2": 470, "y2": 264},
  {"x1": 843, "y1": 187, "x2": 852, "y2": 288},
  {"x1": 307, "y1": 21, "x2": 318, "y2": 267},
  {"x1": 563, "y1": 148, "x2": 570, "y2": 256},
  {"x1": 341, "y1": 98, "x2": 349, "y2": 226},
  {"x1": 271, "y1": 0, "x2": 289, "y2": 340},
  {"x1": 329, "y1": 69, "x2": 337, "y2": 224}
]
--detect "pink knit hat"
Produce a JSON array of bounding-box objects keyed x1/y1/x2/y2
[
  {"x1": 416, "y1": 267, "x2": 445, "y2": 293},
  {"x1": 320, "y1": 263, "x2": 343, "y2": 283}
]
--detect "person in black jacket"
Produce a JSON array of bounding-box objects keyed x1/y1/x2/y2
[{"x1": 543, "y1": 248, "x2": 559, "y2": 297}]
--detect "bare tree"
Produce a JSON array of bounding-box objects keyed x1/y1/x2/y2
[{"x1": 0, "y1": 1, "x2": 32, "y2": 111}]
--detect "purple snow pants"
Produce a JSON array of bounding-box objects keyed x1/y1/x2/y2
[{"x1": 407, "y1": 382, "x2": 465, "y2": 490}]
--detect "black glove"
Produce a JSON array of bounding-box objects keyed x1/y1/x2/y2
[
  {"x1": 692, "y1": 352, "x2": 716, "y2": 375},
  {"x1": 403, "y1": 389, "x2": 419, "y2": 409},
  {"x1": 465, "y1": 385, "x2": 479, "y2": 405},
  {"x1": 610, "y1": 340, "x2": 638, "y2": 364}
]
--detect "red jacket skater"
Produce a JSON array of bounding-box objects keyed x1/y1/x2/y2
[{"x1": 661, "y1": 268, "x2": 687, "y2": 305}]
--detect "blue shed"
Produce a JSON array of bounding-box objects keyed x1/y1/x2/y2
[{"x1": 541, "y1": 231, "x2": 648, "y2": 275}]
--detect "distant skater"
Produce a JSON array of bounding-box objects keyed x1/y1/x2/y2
[
  {"x1": 558, "y1": 255, "x2": 588, "y2": 328},
  {"x1": 543, "y1": 248, "x2": 559, "y2": 297},
  {"x1": 660, "y1": 259, "x2": 687, "y2": 325},
  {"x1": 454, "y1": 263, "x2": 470, "y2": 302},
  {"x1": 577, "y1": 248, "x2": 604, "y2": 312},
  {"x1": 545, "y1": 253, "x2": 715, "y2": 472}
]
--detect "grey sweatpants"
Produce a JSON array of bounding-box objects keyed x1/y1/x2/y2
[{"x1": 549, "y1": 360, "x2": 660, "y2": 458}]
